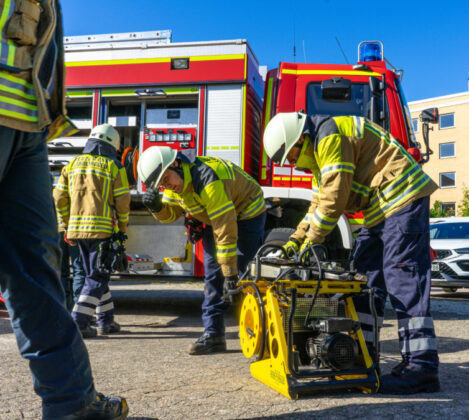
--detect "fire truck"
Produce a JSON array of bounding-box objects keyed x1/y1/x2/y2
[
  {"x1": 49, "y1": 30, "x2": 265, "y2": 276},
  {"x1": 49, "y1": 34, "x2": 438, "y2": 277}
]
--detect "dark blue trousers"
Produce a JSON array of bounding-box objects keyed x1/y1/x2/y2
[
  {"x1": 72, "y1": 239, "x2": 115, "y2": 328},
  {"x1": 202, "y1": 211, "x2": 266, "y2": 335},
  {"x1": 353, "y1": 196, "x2": 439, "y2": 371},
  {"x1": 0, "y1": 127, "x2": 95, "y2": 418}
]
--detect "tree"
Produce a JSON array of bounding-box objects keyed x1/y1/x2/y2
[{"x1": 458, "y1": 185, "x2": 469, "y2": 217}]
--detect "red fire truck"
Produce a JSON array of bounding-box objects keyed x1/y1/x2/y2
[{"x1": 49, "y1": 35, "x2": 438, "y2": 277}]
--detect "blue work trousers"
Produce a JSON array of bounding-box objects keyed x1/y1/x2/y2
[
  {"x1": 0, "y1": 127, "x2": 95, "y2": 418},
  {"x1": 72, "y1": 239, "x2": 115, "y2": 328},
  {"x1": 202, "y1": 211, "x2": 266, "y2": 336},
  {"x1": 352, "y1": 196, "x2": 439, "y2": 371}
]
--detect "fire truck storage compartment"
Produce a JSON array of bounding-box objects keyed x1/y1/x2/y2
[
  {"x1": 205, "y1": 85, "x2": 244, "y2": 167},
  {"x1": 143, "y1": 100, "x2": 198, "y2": 160}
]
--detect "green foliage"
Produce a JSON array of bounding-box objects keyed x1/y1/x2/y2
[
  {"x1": 430, "y1": 200, "x2": 454, "y2": 217},
  {"x1": 458, "y1": 185, "x2": 469, "y2": 217}
]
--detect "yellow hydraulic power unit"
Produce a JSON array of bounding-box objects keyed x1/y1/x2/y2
[{"x1": 235, "y1": 244, "x2": 379, "y2": 399}]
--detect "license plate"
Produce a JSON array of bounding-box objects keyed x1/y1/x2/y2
[{"x1": 431, "y1": 263, "x2": 439, "y2": 272}]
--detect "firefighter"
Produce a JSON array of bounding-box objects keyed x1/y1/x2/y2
[
  {"x1": 137, "y1": 147, "x2": 266, "y2": 355},
  {"x1": 0, "y1": 1, "x2": 128, "y2": 418},
  {"x1": 54, "y1": 124, "x2": 131, "y2": 338},
  {"x1": 263, "y1": 112, "x2": 440, "y2": 394}
]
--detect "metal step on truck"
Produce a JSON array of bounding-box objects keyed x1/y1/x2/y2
[{"x1": 48, "y1": 33, "x2": 438, "y2": 279}]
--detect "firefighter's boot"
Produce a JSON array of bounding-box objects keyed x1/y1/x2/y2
[
  {"x1": 188, "y1": 333, "x2": 226, "y2": 355},
  {"x1": 379, "y1": 365, "x2": 440, "y2": 394},
  {"x1": 79, "y1": 324, "x2": 97, "y2": 339},
  {"x1": 56, "y1": 392, "x2": 128, "y2": 420},
  {"x1": 97, "y1": 321, "x2": 121, "y2": 335},
  {"x1": 391, "y1": 356, "x2": 410, "y2": 376}
]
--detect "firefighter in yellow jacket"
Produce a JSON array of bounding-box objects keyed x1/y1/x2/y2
[
  {"x1": 0, "y1": 1, "x2": 128, "y2": 418},
  {"x1": 54, "y1": 124, "x2": 130, "y2": 338},
  {"x1": 137, "y1": 147, "x2": 266, "y2": 355},
  {"x1": 263, "y1": 112, "x2": 439, "y2": 395}
]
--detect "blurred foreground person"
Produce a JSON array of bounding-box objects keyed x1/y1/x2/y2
[{"x1": 0, "y1": 1, "x2": 128, "y2": 418}]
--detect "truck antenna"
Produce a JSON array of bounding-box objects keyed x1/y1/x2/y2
[
  {"x1": 335, "y1": 36, "x2": 350, "y2": 64},
  {"x1": 293, "y1": 16, "x2": 296, "y2": 63},
  {"x1": 302, "y1": 40, "x2": 307, "y2": 63}
]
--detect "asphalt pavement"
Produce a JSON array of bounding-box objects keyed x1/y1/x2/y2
[{"x1": 1, "y1": 281, "x2": 469, "y2": 420}]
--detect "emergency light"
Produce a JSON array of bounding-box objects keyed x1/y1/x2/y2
[{"x1": 358, "y1": 41, "x2": 383, "y2": 62}]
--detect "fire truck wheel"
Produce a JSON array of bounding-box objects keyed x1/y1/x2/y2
[{"x1": 263, "y1": 227, "x2": 296, "y2": 246}]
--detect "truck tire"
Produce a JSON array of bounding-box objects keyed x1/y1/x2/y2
[{"x1": 264, "y1": 227, "x2": 296, "y2": 246}]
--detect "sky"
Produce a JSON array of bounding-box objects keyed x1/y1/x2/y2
[{"x1": 61, "y1": 0, "x2": 469, "y2": 102}]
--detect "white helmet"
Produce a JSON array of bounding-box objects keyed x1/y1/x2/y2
[
  {"x1": 89, "y1": 124, "x2": 120, "y2": 150},
  {"x1": 263, "y1": 112, "x2": 307, "y2": 166},
  {"x1": 137, "y1": 146, "x2": 177, "y2": 190}
]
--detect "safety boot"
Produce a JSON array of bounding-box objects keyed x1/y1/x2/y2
[
  {"x1": 97, "y1": 321, "x2": 121, "y2": 335},
  {"x1": 391, "y1": 356, "x2": 410, "y2": 376},
  {"x1": 379, "y1": 365, "x2": 440, "y2": 394},
  {"x1": 188, "y1": 333, "x2": 226, "y2": 355},
  {"x1": 55, "y1": 392, "x2": 128, "y2": 420},
  {"x1": 79, "y1": 324, "x2": 97, "y2": 339}
]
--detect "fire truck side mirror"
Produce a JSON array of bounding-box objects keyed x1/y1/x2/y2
[
  {"x1": 369, "y1": 76, "x2": 384, "y2": 97},
  {"x1": 420, "y1": 107, "x2": 439, "y2": 124},
  {"x1": 321, "y1": 77, "x2": 351, "y2": 102}
]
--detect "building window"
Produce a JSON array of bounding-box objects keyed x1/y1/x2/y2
[
  {"x1": 441, "y1": 202, "x2": 456, "y2": 216},
  {"x1": 439, "y1": 113, "x2": 455, "y2": 129},
  {"x1": 440, "y1": 172, "x2": 455, "y2": 188},
  {"x1": 412, "y1": 118, "x2": 418, "y2": 132},
  {"x1": 439, "y1": 142, "x2": 455, "y2": 158}
]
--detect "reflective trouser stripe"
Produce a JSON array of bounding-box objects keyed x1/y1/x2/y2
[{"x1": 96, "y1": 302, "x2": 114, "y2": 314}]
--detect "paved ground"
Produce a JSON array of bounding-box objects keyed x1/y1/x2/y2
[{"x1": 1, "y1": 282, "x2": 469, "y2": 420}]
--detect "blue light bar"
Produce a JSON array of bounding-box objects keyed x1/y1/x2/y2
[{"x1": 358, "y1": 41, "x2": 384, "y2": 62}]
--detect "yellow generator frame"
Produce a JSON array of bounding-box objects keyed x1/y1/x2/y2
[{"x1": 237, "y1": 247, "x2": 379, "y2": 399}]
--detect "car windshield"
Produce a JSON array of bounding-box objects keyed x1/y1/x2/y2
[{"x1": 430, "y1": 222, "x2": 469, "y2": 239}]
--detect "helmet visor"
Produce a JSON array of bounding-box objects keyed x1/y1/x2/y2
[
  {"x1": 143, "y1": 163, "x2": 163, "y2": 190},
  {"x1": 270, "y1": 143, "x2": 286, "y2": 166}
]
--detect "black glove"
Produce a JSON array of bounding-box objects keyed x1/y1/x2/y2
[
  {"x1": 184, "y1": 216, "x2": 205, "y2": 243},
  {"x1": 222, "y1": 275, "x2": 239, "y2": 303},
  {"x1": 142, "y1": 189, "x2": 162, "y2": 212}
]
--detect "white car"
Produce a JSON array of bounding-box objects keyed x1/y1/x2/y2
[{"x1": 430, "y1": 217, "x2": 469, "y2": 292}]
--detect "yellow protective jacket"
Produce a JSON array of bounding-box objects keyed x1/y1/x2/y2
[
  {"x1": 53, "y1": 140, "x2": 131, "y2": 240},
  {"x1": 291, "y1": 115, "x2": 438, "y2": 245},
  {"x1": 0, "y1": 0, "x2": 76, "y2": 139},
  {"x1": 151, "y1": 156, "x2": 266, "y2": 276}
]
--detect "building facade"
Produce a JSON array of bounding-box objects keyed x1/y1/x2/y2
[{"x1": 409, "y1": 91, "x2": 469, "y2": 215}]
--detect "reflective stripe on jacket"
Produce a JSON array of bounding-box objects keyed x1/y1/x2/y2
[
  {"x1": 153, "y1": 156, "x2": 266, "y2": 276},
  {"x1": 291, "y1": 116, "x2": 437, "y2": 245},
  {"x1": 0, "y1": 0, "x2": 76, "y2": 138},
  {"x1": 53, "y1": 152, "x2": 130, "y2": 239}
]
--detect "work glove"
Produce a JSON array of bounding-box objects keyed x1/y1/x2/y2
[
  {"x1": 222, "y1": 275, "x2": 239, "y2": 304},
  {"x1": 111, "y1": 231, "x2": 129, "y2": 272},
  {"x1": 142, "y1": 189, "x2": 162, "y2": 212},
  {"x1": 184, "y1": 216, "x2": 205, "y2": 244},
  {"x1": 299, "y1": 239, "x2": 315, "y2": 253},
  {"x1": 64, "y1": 232, "x2": 76, "y2": 246},
  {"x1": 282, "y1": 238, "x2": 300, "y2": 258}
]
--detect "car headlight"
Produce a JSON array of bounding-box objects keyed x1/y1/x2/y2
[{"x1": 455, "y1": 247, "x2": 469, "y2": 254}]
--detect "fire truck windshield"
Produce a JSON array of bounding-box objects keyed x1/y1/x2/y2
[{"x1": 306, "y1": 82, "x2": 382, "y2": 121}]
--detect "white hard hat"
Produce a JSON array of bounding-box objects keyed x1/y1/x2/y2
[
  {"x1": 263, "y1": 112, "x2": 307, "y2": 166},
  {"x1": 89, "y1": 124, "x2": 120, "y2": 150},
  {"x1": 137, "y1": 146, "x2": 177, "y2": 190}
]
